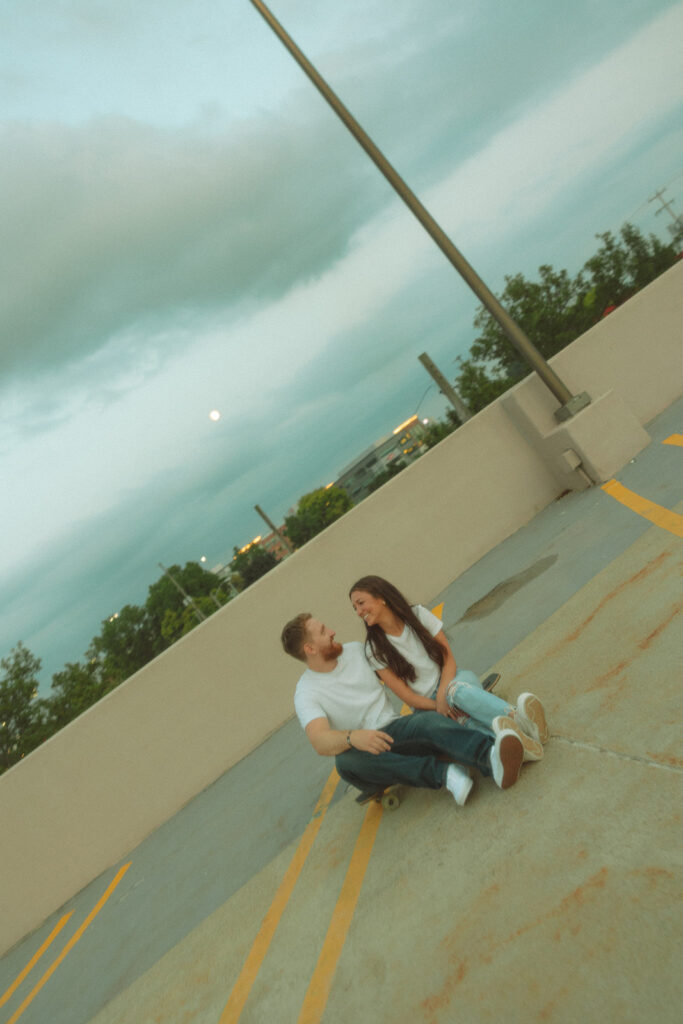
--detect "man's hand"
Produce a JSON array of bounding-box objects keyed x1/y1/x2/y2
[{"x1": 350, "y1": 729, "x2": 394, "y2": 754}]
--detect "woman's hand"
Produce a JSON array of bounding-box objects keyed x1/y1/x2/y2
[{"x1": 435, "y1": 690, "x2": 457, "y2": 718}]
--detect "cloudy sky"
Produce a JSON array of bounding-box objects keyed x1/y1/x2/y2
[{"x1": 2, "y1": 0, "x2": 682, "y2": 690}]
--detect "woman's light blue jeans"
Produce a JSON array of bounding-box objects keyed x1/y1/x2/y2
[{"x1": 436, "y1": 669, "x2": 512, "y2": 737}]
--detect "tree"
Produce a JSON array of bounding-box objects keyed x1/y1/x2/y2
[
  {"x1": 46, "y1": 659, "x2": 111, "y2": 734},
  {"x1": 231, "y1": 544, "x2": 277, "y2": 590},
  {"x1": 0, "y1": 643, "x2": 47, "y2": 773},
  {"x1": 454, "y1": 224, "x2": 680, "y2": 412},
  {"x1": 367, "y1": 458, "x2": 408, "y2": 493},
  {"x1": 284, "y1": 485, "x2": 354, "y2": 548},
  {"x1": 422, "y1": 409, "x2": 461, "y2": 449},
  {"x1": 87, "y1": 603, "x2": 157, "y2": 687},
  {"x1": 145, "y1": 562, "x2": 227, "y2": 649}
]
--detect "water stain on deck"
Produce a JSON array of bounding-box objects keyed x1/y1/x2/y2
[{"x1": 459, "y1": 555, "x2": 558, "y2": 621}]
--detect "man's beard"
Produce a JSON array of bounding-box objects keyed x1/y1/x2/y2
[{"x1": 322, "y1": 640, "x2": 343, "y2": 661}]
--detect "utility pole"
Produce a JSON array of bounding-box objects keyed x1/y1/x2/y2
[
  {"x1": 418, "y1": 353, "x2": 471, "y2": 424},
  {"x1": 648, "y1": 187, "x2": 677, "y2": 223},
  {"x1": 158, "y1": 563, "x2": 207, "y2": 624},
  {"x1": 249, "y1": 0, "x2": 590, "y2": 423},
  {"x1": 254, "y1": 504, "x2": 294, "y2": 554}
]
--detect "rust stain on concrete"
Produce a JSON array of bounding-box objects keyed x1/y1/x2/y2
[
  {"x1": 416, "y1": 869, "x2": 610, "y2": 1022},
  {"x1": 419, "y1": 959, "x2": 469, "y2": 1023},
  {"x1": 637, "y1": 601, "x2": 681, "y2": 649},
  {"x1": 560, "y1": 552, "x2": 670, "y2": 645},
  {"x1": 510, "y1": 549, "x2": 676, "y2": 687},
  {"x1": 646, "y1": 751, "x2": 683, "y2": 768}
]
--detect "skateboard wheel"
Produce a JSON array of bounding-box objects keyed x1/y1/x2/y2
[{"x1": 381, "y1": 792, "x2": 400, "y2": 811}]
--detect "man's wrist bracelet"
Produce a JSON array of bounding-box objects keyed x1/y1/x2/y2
[{"x1": 346, "y1": 730, "x2": 354, "y2": 749}]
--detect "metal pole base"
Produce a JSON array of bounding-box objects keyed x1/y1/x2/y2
[{"x1": 554, "y1": 391, "x2": 592, "y2": 423}]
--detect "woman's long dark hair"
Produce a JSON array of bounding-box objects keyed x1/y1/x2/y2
[{"x1": 349, "y1": 575, "x2": 444, "y2": 683}]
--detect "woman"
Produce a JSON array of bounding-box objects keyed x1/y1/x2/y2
[{"x1": 349, "y1": 575, "x2": 548, "y2": 761}]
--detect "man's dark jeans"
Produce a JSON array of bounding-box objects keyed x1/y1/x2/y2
[{"x1": 335, "y1": 711, "x2": 493, "y2": 795}]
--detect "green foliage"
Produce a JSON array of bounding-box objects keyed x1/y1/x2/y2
[
  {"x1": 284, "y1": 485, "x2": 354, "y2": 548},
  {"x1": 366, "y1": 459, "x2": 407, "y2": 493},
  {"x1": 0, "y1": 643, "x2": 47, "y2": 773},
  {"x1": 455, "y1": 224, "x2": 679, "y2": 412},
  {"x1": 146, "y1": 563, "x2": 225, "y2": 648},
  {"x1": 231, "y1": 544, "x2": 277, "y2": 589},
  {"x1": 422, "y1": 410, "x2": 461, "y2": 449},
  {"x1": 46, "y1": 659, "x2": 112, "y2": 734},
  {"x1": 87, "y1": 603, "x2": 157, "y2": 687}
]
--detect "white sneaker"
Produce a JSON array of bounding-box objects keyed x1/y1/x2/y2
[
  {"x1": 493, "y1": 715, "x2": 543, "y2": 763},
  {"x1": 516, "y1": 693, "x2": 549, "y2": 744},
  {"x1": 489, "y1": 730, "x2": 524, "y2": 789},
  {"x1": 445, "y1": 764, "x2": 473, "y2": 806}
]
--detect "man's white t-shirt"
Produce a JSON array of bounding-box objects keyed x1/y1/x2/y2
[
  {"x1": 365, "y1": 604, "x2": 443, "y2": 697},
  {"x1": 294, "y1": 641, "x2": 399, "y2": 732}
]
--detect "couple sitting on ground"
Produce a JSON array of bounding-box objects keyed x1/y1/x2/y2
[{"x1": 281, "y1": 575, "x2": 549, "y2": 807}]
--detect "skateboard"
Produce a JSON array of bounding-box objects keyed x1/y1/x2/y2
[
  {"x1": 482, "y1": 672, "x2": 500, "y2": 692},
  {"x1": 354, "y1": 784, "x2": 403, "y2": 811}
]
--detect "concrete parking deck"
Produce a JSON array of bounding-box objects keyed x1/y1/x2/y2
[{"x1": 1, "y1": 399, "x2": 681, "y2": 1024}]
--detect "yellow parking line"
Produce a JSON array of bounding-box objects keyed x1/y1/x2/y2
[
  {"x1": 297, "y1": 800, "x2": 384, "y2": 1024},
  {"x1": 602, "y1": 480, "x2": 683, "y2": 538},
  {"x1": 6, "y1": 863, "x2": 131, "y2": 1024},
  {"x1": 0, "y1": 913, "x2": 73, "y2": 1009},
  {"x1": 663, "y1": 434, "x2": 683, "y2": 446},
  {"x1": 220, "y1": 770, "x2": 340, "y2": 1023}
]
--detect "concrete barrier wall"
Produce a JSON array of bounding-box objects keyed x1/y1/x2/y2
[{"x1": 1, "y1": 260, "x2": 681, "y2": 955}]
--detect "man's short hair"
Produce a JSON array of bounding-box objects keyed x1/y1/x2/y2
[{"x1": 281, "y1": 613, "x2": 313, "y2": 661}]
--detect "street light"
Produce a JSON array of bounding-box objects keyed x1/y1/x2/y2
[{"x1": 249, "y1": 0, "x2": 590, "y2": 423}]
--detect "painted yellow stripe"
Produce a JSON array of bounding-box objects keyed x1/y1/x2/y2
[
  {"x1": 0, "y1": 913, "x2": 74, "y2": 1009},
  {"x1": 602, "y1": 480, "x2": 683, "y2": 538},
  {"x1": 663, "y1": 434, "x2": 683, "y2": 447},
  {"x1": 6, "y1": 864, "x2": 131, "y2": 1024},
  {"x1": 219, "y1": 769, "x2": 340, "y2": 1023},
  {"x1": 297, "y1": 800, "x2": 384, "y2": 1024}
]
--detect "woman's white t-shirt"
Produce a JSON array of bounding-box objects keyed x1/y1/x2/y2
[{"x1": 365, "y1": 604, "x2": 443, "y2": 697}]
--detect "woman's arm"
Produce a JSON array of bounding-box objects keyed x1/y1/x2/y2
[
  {"x1": 376, "y1": 667, "x2": 437, "y2": 711},
  {"x1": 433, "y1": 630, "x2": 458, "y2": 716}
]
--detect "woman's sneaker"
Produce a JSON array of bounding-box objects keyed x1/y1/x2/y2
[
  {"x1": 445, "y1": 764, "x2": 473, "y2": 806},
  {"x1": 493, "y1": 715, "x2": 543, "y2": 762},
  {"x1": 489, "y1": 730, "x2": 524, "y2": 789},
  {"x1": 516, "y1": 693, "x2": 549, "y2": 744}
]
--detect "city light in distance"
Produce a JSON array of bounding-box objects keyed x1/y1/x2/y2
[{"x1": 209, "y1": 410, "x2": 221, "y2": 422}]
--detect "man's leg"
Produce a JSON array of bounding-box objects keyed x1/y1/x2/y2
[
  {"x1": 336, "y1": 747, "x2": 447, "y2": 794},
  {"x1": 386, "y1": 711, "x2": 494, "y2": 776}
]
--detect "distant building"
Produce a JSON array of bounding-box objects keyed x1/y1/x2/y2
[
  {"x1": 335, "y1": 415, "x2": 428, "y2": 503},
  {"x1": 260, "y1": 529, "x2": 291, "y2": 561}
]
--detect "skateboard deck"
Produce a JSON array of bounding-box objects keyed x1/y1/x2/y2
[{"x1": 355, "y1": 784, "x2": 403, "y2": 811}]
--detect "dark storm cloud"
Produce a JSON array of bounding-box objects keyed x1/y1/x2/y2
[{"x1": 0, "y1": 110, "x2": 385, "y2": 384}]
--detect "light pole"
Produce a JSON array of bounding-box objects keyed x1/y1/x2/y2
[
  {"x1": 249, "y1": 0, "x2": 590, "y2": 422},
  {"x1": 158, "y1": 563, "x2": 207, "y2": 624}
]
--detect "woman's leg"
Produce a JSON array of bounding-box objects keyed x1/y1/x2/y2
[{"x1": 446, "y1": 670, "x2": 512, "y2": 729}]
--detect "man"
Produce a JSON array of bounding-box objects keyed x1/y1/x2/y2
[{"x1": 281, "y1": 612, "x2": 525, "y2": 806}]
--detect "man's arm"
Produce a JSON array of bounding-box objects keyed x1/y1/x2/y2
[{"x1": 304, "y1": 717, "x2": 394, "y2": 756}]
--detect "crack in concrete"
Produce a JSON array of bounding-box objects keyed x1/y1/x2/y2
[{"x1": 551, "y1": 733, "x2": 683, "y2": 773}]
